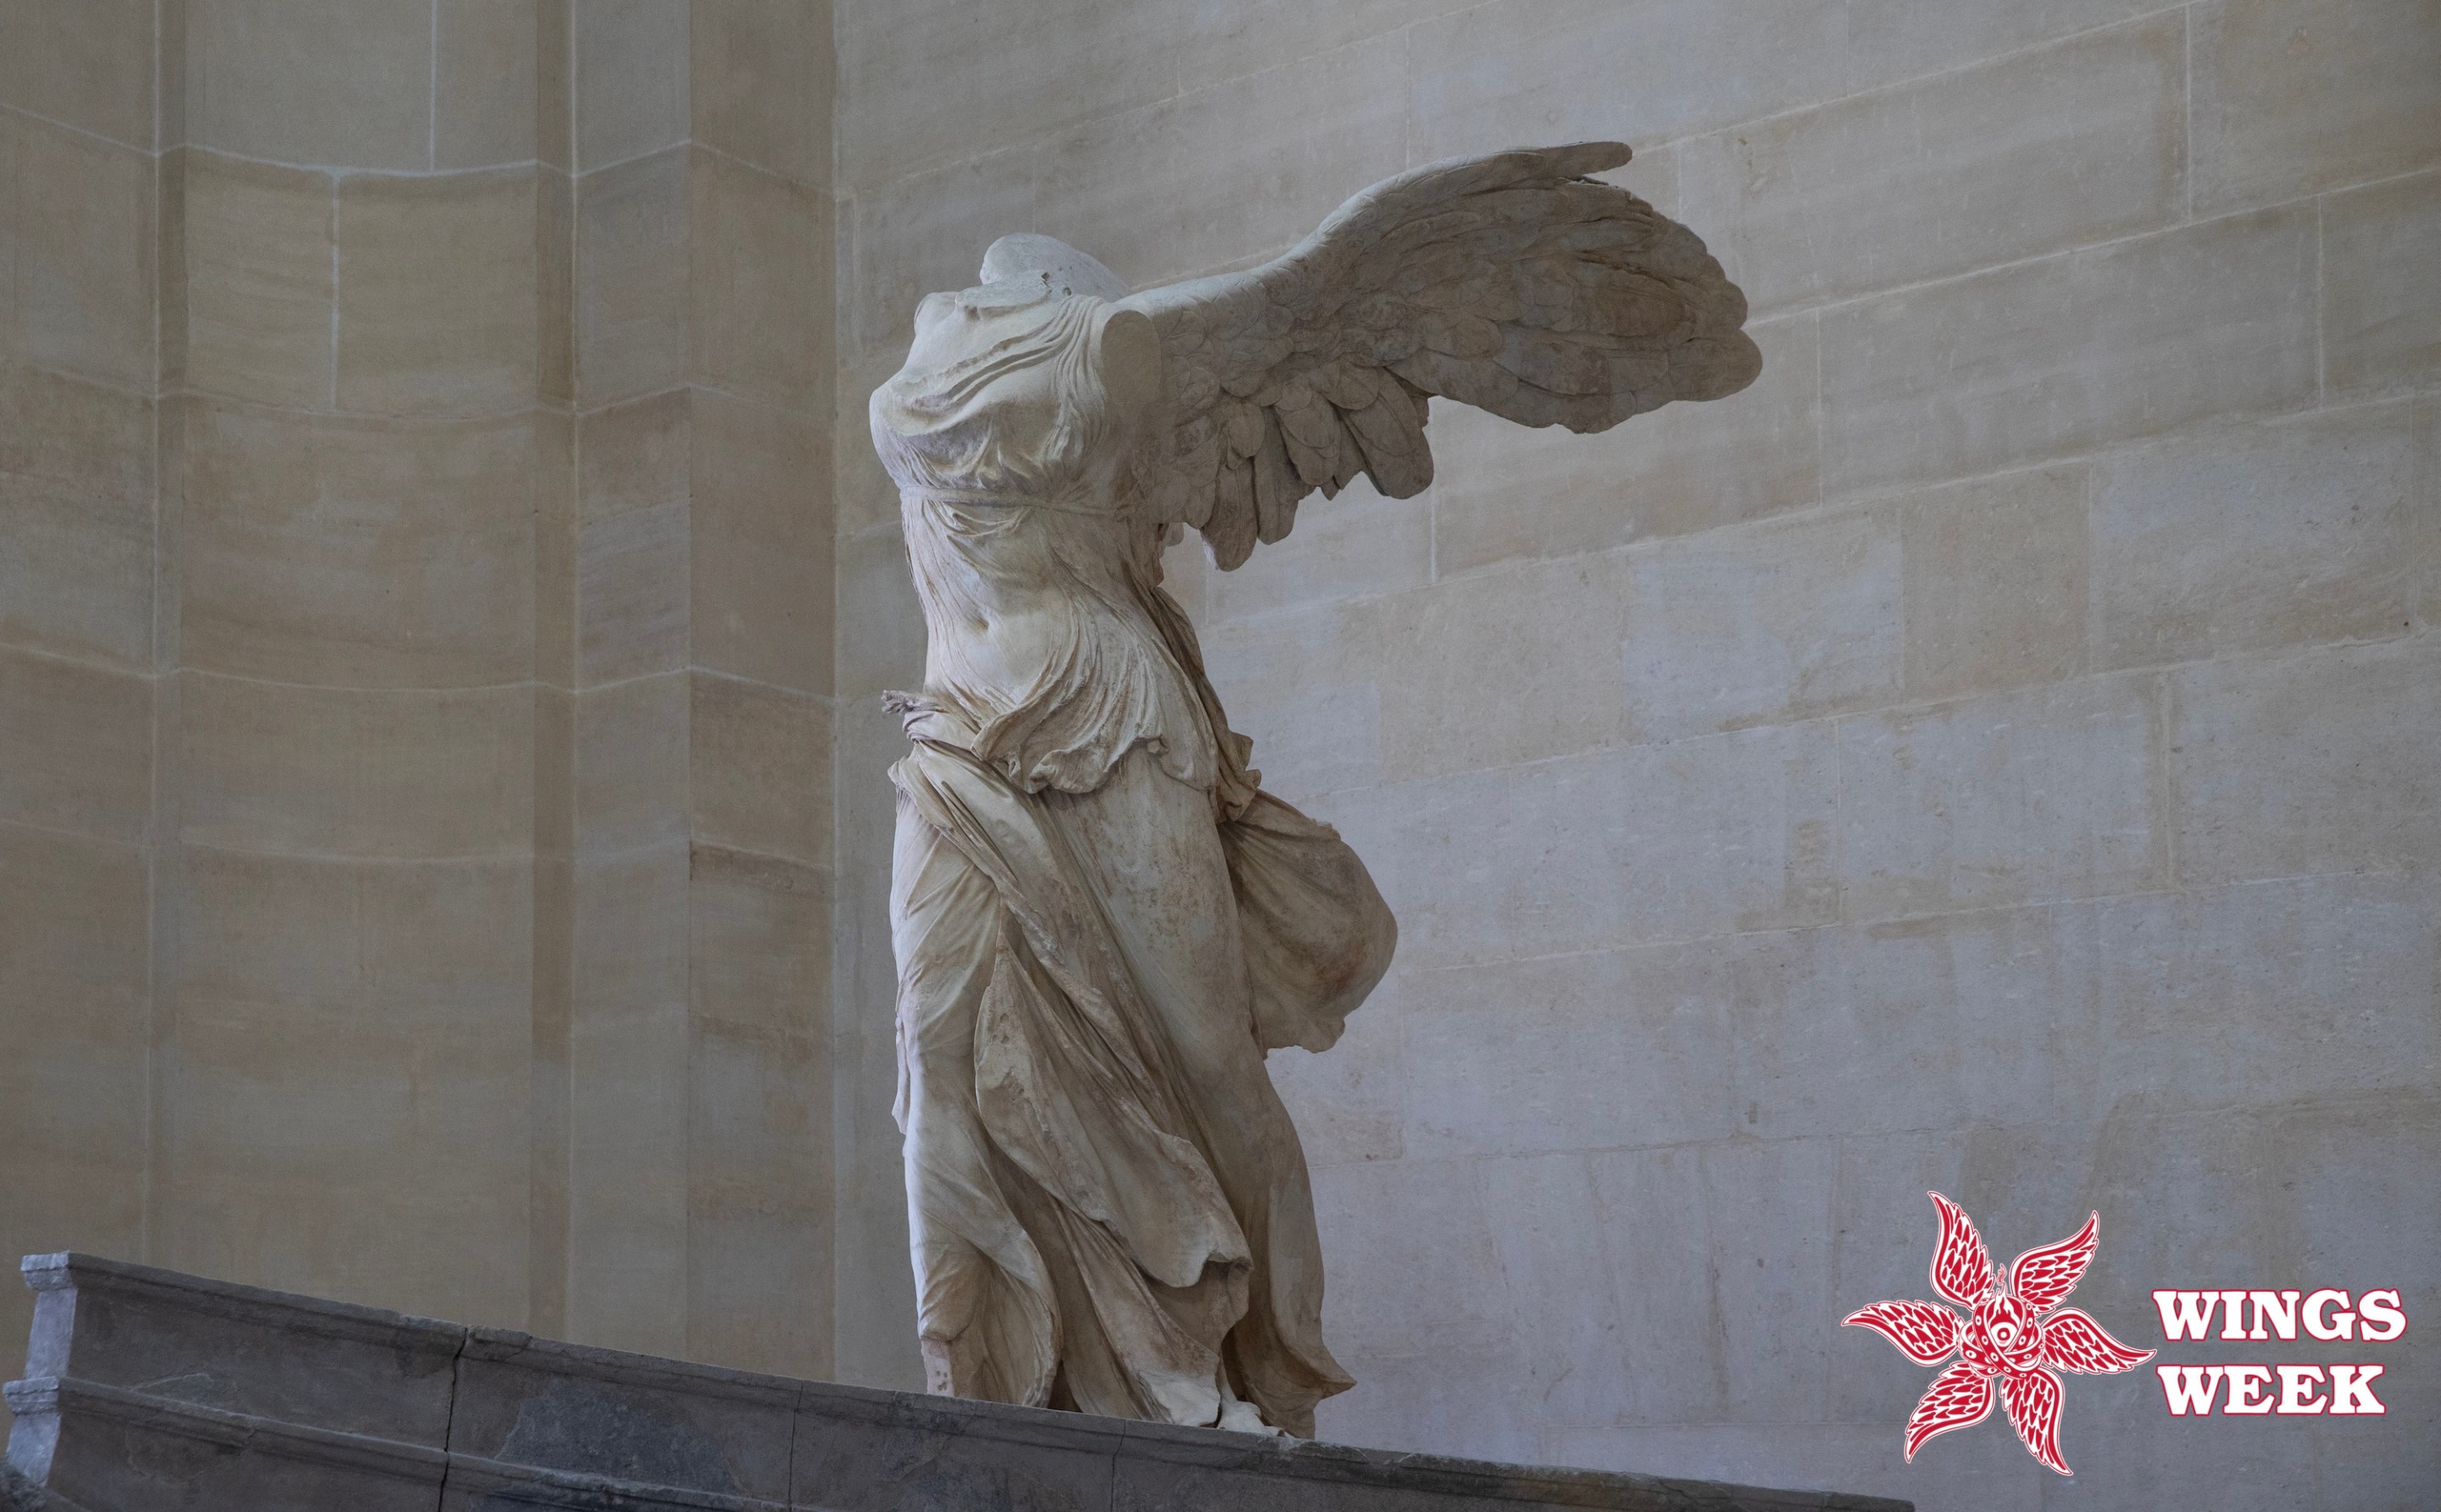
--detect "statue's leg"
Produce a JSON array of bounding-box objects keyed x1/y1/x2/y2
[
  {"x1": 1047, "y1": 753, "x2": 1352, "y2": 1433},
  {"x1": 889, "y1": 790, "x2": 1055, "y2": 1404}
]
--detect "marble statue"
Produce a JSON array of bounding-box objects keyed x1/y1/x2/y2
[{"x1": 869, "y1": 142, "x2": 1759, "y2": 1437}]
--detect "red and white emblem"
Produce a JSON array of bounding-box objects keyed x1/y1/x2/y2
[{"x1": 1843, "y1": 1192, "x2": 2155, "y2": 1475}]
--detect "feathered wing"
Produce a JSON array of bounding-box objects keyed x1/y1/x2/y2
[
  {"x1": 1843, "y1": 1299, "x2": 1962, "y2": 1365},
  {"x1": 2001, "y1": 1367, "x2": 2071, "y2": 1475},
  {"x1": 1928, "y1": 1192, "x2": 1996, "y2": 1309},
  {"x1": 2041, "y1": 1309, "x2": 2154, "y2": 1375},
  {"x1": 2008, "y1": 1210, "x2": 2098, "y2": 1314},
  {"x1": 1904, "y1": 1360, "x2": 1993, "y2": 1463},
  {"x1": 1119, "y1": 142, "x2": 1760, "y2": 570}
]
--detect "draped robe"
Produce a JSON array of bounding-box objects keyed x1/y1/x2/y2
[{"x1": 870, "y1": 284, "x2": 1394, "y2": 1435}]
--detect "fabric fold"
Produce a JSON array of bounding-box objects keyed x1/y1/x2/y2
[{"x1": 890, "y1": 737, "x2": 1374, "y2": 1433}]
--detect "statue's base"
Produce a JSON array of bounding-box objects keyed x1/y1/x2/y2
[{"x1": 4, "y1": 1254, "x2": 1905, "y2": 1512}]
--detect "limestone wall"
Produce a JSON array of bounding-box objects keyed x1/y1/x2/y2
[
  {"x1": 0, "y1": 0, "x2": 159, "y2": 1391},
  {"x1": 6, "y1": 1, "x2": 2434, "y2": 1502},
  {"x1": 827, "y1": 0, "x2": 2440, "y2": 1504},
  {"x1": 1, "y1": 0, "x2": 836, "y2": 1381}
]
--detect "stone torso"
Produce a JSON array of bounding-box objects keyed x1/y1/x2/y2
[{"x1": 870, "y1": 289, "x2": 1215, "y2": 796}]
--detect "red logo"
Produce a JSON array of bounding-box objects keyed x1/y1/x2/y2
[{"x1": 1844, "y1": 1192, "x2": 2155, "y2": 1475}]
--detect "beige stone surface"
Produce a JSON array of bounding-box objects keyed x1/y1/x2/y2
[
  {"x1": 1263, "y1": 983, "x2": 1406, "y2": 1167},
  {"x1": 3, "y1": 0, "x2": 848, "y2": 1405},
  {"x1": 156, "y1": 847, "x2": 534, "y2": 1325},
  {"x1": 2093, "y1": 403, "x2": 2428, "y2": 667},
  {"x1": 2424, "y1": 397, "x2": 2441, "y2": 636},
  {"x1": 0, "y1": 7, "x2": 159, "y2": 1371},
  {"x1": 835, "y1": 0, "x2": 1185, "y2": 192},
  {"x1": 576, "y1": 147, "x2": 690, "y2": 404},
  {"x1": 1899, "y1": 465, "x2": 2090, "y2": 701},
  {"x1": 0, "y1": 364, "x2": 154, "y2": 499},
  {"x1": 690, "y1": 671, "x2": 827, "y2": 867},
  {"x1": 2099, "y1": 872, "x2": 2439, "y2": 1111},
  {"x1": 181, "y1": 153, "x2": 335, "y2": 409},
  {"x1": 537, "y1": 169, "x2": 575, "y2": 405},
  {"x1": 576, "y1": 498, "x2": 689, "y2": 684},
  {"x1": 570, "y1": 840, "x2": 689, "y2": 1020},
  {"x1": 436, "y1": 0, "x2": 539, "y2": 170},
  {"x1": 574, "y1": 670, "x2": 687, "y2": 859},
  {"x1": 0, "y1": 648, "x2": 152, "y2": 844},
  {"x1": 2193, "y1": 0, "x2": 2441, "y2": 214},
  {"x1": 1820, "y1": 206, "x2": 2320, "y2": 496},
  {"x1": 1333, "y1": 723, "x2": 1840, "y2": 970},
  {"x1": 172, "y1": 672, "x2": 534, "y2": 859},
  {"x1": 690, "y1": 149, "x2": 825, "y2": 406},
  {"x1": 0, "y1": 822, "x2": 148, "y2": 1359},
  {"x1": 1199, "y1": 479, "x2": 1429, "y2": 628},
  {"x1": 1682, "y1": 15, "x2": 2183, "y2": 318},
  {"x1": 156, "y1": 0, "x2": 186, "y2": 147},
  {"x1": 831, "y1": 525, "x2": 923, "y2": 696},
  {"x1": 532, "y1": 681, "x2": 574, "y2": 851},
  {"x1": 179, "y1": 403, "x2": 536, "y2": 686},
  {"x1": 1408, "y1": 0, "x2": 1854, "y2": 167},
  {"x1": 567, "y1": 844, "x2": 691, "y2": 1355},
  {"x1": 1621, "y1": 505, "x2": 1902, "y2": 742},
  {"x1": 1370, "y1": 553, "x2": 1634, "y2": 782},
  {"x1": 692, "y1": 841, "x2": 829, "y2": 1037},
  {"x1": 1204, "y1": 605, "x2": 1383, "y2": 802},
  {"x1": 830, "y1": 352, "x2": 904, "y2": 542},
  {"x1": 532, "y1": 409, "x2": 575, "y2": 684},
  {"x1": 337, "y1": 169, "x2": 540, "y2": 415},
  {"x1": 526, "y1": 841, "x2": 574, "y2": 1337},
  {"x1": 1769, "y1": 906, "x2": 2107, "y2": 1137},
  {"x1": 687, "y1": 1006, "x2": 831, "y2": 1376},
  {"x1": 692, "y1": 0, "x2": 833, "y2": 188},
  {"x1": 844, "y1": 35, "x2": 1408, "y2": 367},
  {"x1": 1399, "y1": 943, "x2": 1743, "y2": 1160},
  {"x1": 0, "y1": 0, "x2": 156, "y2": 147},
  {"x1": 536, "y1": 0, "x2": 570, "y2": 171},
  {"x1": 2323, "y1": 169, "x2": 2441, "y2": 400},
  {"x1": 0, "y1": 827, "x2": 149, "y2": 1046},
  {"x1": 2167, "y1": 635, "x2": 2441, "y2": 885},
  {"x1": 186, "y1": 0, "x2": 432, "y2": 170},
  {"x1": 1430, "y1": 314, "x2": 1821, "y2": 576},
  {"x1": 1310, "y1": 1158, "x2": 1510, "y2": 1362},
  {"x1": 1838, "y1": 673, "x2": 2161, "y2": 919},
  {"x1": 157, "y1": 146, "x2": 188, "y2": 389},
  {"x1": 573, "y1": 0, "x2": 689, "y2": 173},
  {"x1": 0, "y1": 470, "x2": 154, "y2": 669},
  {"x1": 580, "y1": 386, "x2": 692, "y2": 519},
  {"x1": 12, "y1": 117, "x2": 154, "y2": 388},
  {"x1": 692, "y1": 387, "x2": 832, "y2": 695}
]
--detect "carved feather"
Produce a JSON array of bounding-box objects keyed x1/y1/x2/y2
[{"x1": 1120, "y1": 142, "x2": 1760, "y2": 568}]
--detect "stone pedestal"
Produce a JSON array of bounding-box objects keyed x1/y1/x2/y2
[{"x1": 3, "y1": 1254, "x2": 1907, "y2": 1511}]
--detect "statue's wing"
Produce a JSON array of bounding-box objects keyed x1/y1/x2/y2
[{"x1": 1118, "y1": 142, "x2": 1760, "y2": 570}]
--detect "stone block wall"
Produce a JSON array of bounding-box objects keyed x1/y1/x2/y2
[
  {"x1": 0, "y1": 0, "x2": 160, "y2": 1399},
  {"x1": 553, "y1": 0, "x2": 836, "y2": 1376},
  {"x1": 6, "y1": 1, "x2": 2434, "y2": 1504},
  {"x1": 1, "y1": 0, "x2": 836, "y2": 1383},
  {"x1": 826, "y1": 0, "x2": 2439, "y2": 1505}
]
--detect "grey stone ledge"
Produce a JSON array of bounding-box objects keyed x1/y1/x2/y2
[
  {"x1": 19, "y1": 1250, "x2": 467, "y2": 1369},
  {"x1": 4, "y1": 1377, "x2": 450, "y2": 1480},
  {"x1": 8, "y1": 1254, "x2": 1909, "y2": 1512}
]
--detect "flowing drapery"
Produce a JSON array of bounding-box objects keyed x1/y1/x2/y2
[{"x1": 889, "y1": 732, "x2": 1390, "y2": 1433}]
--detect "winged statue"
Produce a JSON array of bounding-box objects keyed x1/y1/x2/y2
[{"x1": 869, "y1": 142, "x2": 1759, "y2": 1437}]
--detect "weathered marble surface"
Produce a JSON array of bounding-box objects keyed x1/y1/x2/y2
[
  {"x1": 870, "y1": 142, "x2": 1758, "y2": 1433},
  {"x1": 3, "y1": 1254, "x2": 1904, "y2": 1512}
]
